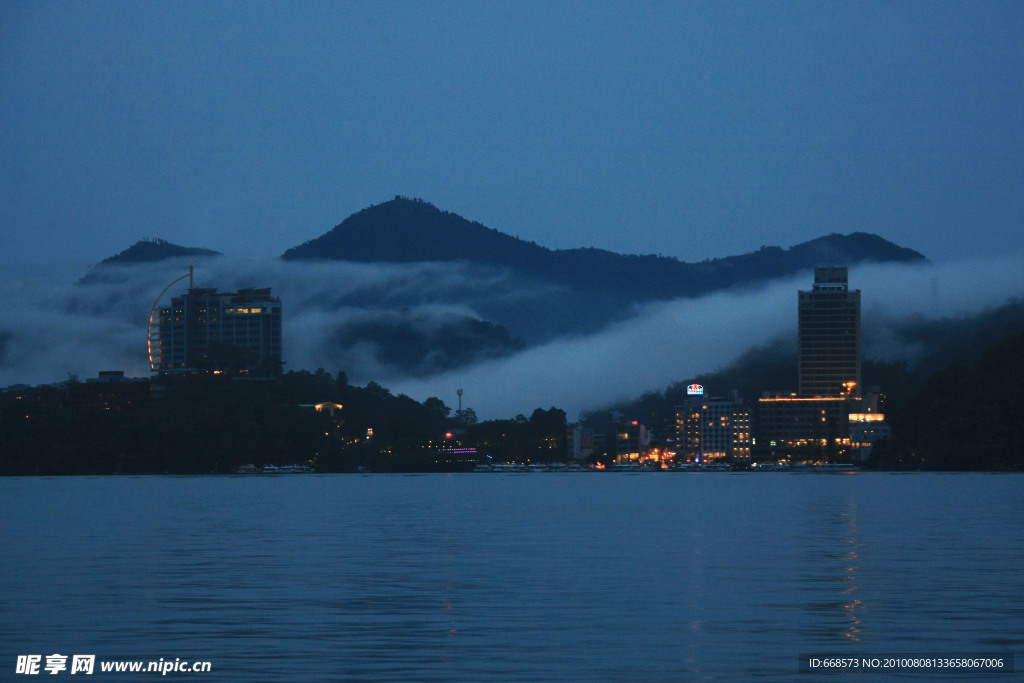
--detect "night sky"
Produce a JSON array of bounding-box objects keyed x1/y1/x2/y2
[{"x1": 3, "y1": 1, "x2": 1023, "y2": 269}]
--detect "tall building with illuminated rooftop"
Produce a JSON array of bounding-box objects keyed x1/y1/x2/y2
[
  {"x1": 798, "y1": 266, "x2": 860, "y2": 397},
  {"x1": 756, "y1": 267, "x2": 888, "y2": 463}
]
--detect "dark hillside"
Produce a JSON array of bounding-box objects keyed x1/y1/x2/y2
[
  {"x1": 283, "y1": 196, "x2": 552, "y2": 269},
  {"x1": 80, "y1": 239, "x2": 221, "y2": 284},
  {"x1": 98, "y1": 238, "x2": 221, "y2": 264},
  {"x1": 282, "y1": 197, "x2": 927, "y2": 304}
]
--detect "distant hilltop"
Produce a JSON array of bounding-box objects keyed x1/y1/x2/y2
[
  {"x1": 98, "y1": 238, "x2": 222, "y2": 264},
  {"x1": 282, "y1": 196, "x2": 555, "y2": 266},
  {"x1": 79, "y1": 239, "x2": 221, "y2": 284},
  {"x1": 281, "y1": 196, "x2": 926, "y2": 304},
  {"x1": 86, "y1": 198, "x2": 926, "y2": 284},
  {"x1": 284, "y1": 195, "x2": 925, "y2": 270}
]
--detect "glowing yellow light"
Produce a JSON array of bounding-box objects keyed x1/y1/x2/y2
[{"x1": 849, "y1": 413, "x2": 884, "y2": 422}]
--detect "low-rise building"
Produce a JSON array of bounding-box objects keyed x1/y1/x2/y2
[{"x1": 755, "y1": 392, "x2": 889, "y2": 463}]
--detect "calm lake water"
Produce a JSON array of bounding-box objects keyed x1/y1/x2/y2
[{"x1": 2, "y1": 472, "x2": 1022, "y2": 681}]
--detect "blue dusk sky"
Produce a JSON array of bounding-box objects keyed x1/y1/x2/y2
[{"x1": 2, "y1": 0, "x2": 1023, "y2": 270}]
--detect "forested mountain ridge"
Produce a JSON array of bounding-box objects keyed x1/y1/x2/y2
[
  {"x1": 79, "y1": 239, "x2": 222, "y2": 284},
  {"x1": 82, "y1": 198, "x2": 926, "y2": 293},
  {"x1": 281, "y1": 196, "x2": 926, "y2": 302}
]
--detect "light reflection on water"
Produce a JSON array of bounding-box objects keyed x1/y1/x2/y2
[{"x1": 2, "y1": 472, "x2": 1022, "y2": 681}]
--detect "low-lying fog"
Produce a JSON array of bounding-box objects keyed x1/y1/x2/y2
[{"x1": 2, "y1": 253, "x2": 1021, "y2": 420}]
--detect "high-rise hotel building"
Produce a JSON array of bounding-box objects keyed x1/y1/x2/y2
[
  {"x1": 798, "y1": 266, "x2": 860, "y2": 397},
  {"x1": 152, "y1": 286, "x2": 282, "y2": 376},
  {"x1": 756, "y1": 266, "x2": 871, "y2": 462}
]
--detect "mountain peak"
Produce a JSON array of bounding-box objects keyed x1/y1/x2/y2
[
  {"x1": 282, "y1": 196, "x2": 549, "y2": 266},
  {"x1": 789, "y1": 232, "x2": 927, "y2": 265},
  {"x1": 100, "y1": 238, "x2": 221, "y2": 265},
  {"x1": 79, "y1": 239, "x2": 221, "y2": 284}
]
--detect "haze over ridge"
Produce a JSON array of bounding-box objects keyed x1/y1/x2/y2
[{"x1": 2, "y1": 197, "x2": 1021, "y2": 419}]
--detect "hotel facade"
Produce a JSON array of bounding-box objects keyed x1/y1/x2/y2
[
  {"x1": 152, "y1": 286, "x2": 282, "y2": 376},
  {"x1": 756, "y1": 267, "x2": 888, "y2": 463},
  {"x1": 798, "y1": 266, "x2": 861, "y2": 397}
]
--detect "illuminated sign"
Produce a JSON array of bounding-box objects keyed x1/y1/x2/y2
[{"x1": 687, "y1": 384, "x2": 704, "y2": 396}]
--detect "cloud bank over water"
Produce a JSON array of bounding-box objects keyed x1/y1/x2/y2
[{"x1": 1, "y1": 253, "x2": 1022, "y2": 420}]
